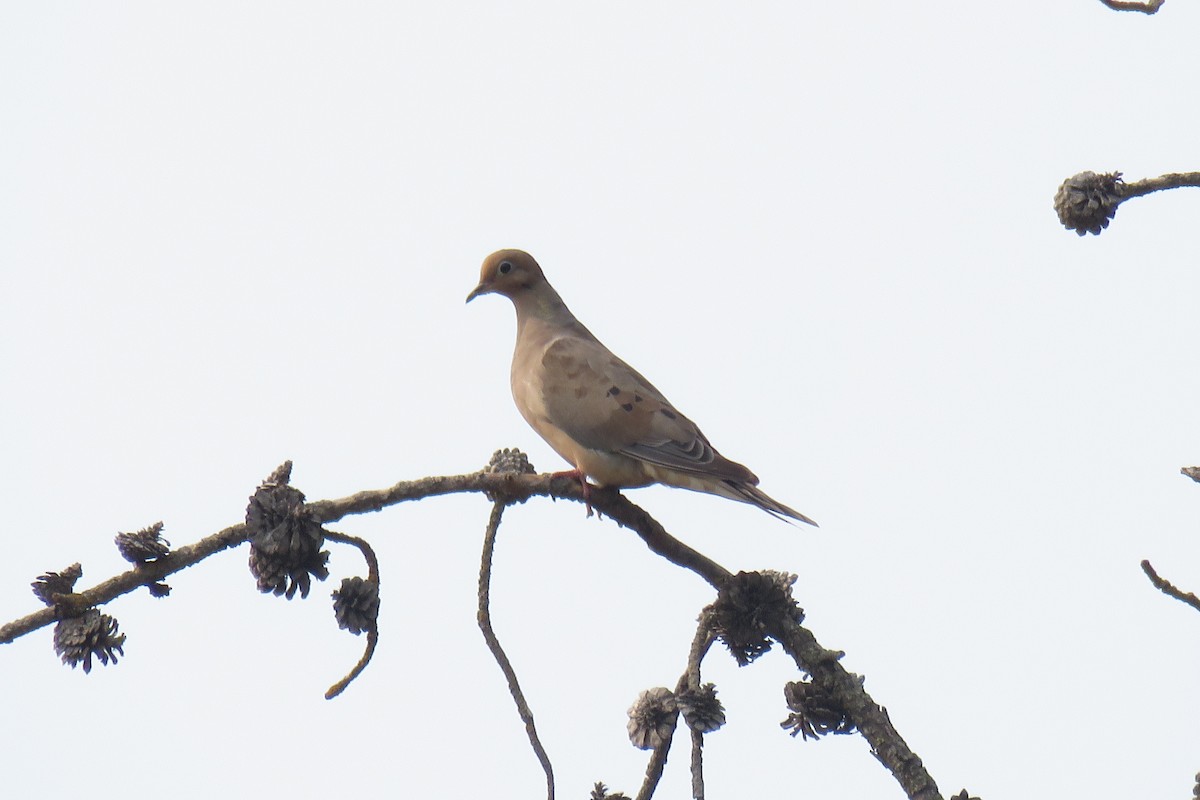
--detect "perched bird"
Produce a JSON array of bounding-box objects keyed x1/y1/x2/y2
[{"x1": 467, "y1": 249, "x2": 816, "y2": 526}]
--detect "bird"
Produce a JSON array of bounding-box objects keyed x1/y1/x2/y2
[{"x1": 466, "y1": 248, "x2": 817, "y2": 526}]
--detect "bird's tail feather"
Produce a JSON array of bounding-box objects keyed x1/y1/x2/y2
[{"x1": 722, "y1": 481, "x2": 818, "y2": 527}]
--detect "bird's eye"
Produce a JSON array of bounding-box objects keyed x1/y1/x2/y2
[{"x1": 498, "y1": 261, "x2": 513, "y2": 275}]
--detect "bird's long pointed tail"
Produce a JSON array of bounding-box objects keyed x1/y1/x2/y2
[{"x1": 724, "y1": 481, "x2": 819, "y2": 527}]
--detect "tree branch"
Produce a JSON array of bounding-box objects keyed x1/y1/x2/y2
[
  {"x1": 1141, "y1": 559, "x2": 1200, "y2": 614},
  {"x1": 2, "y1": 470, "x2": 726, "y2": 646},
  {"x1": 634, "y1": 728, "x2": 675, "y2": 800},
  {"x1": 1097, "y1": 0, "x2": 1164, "y2": 13},
  {"x1": 678, "y1": 614, "x2": 717, "y2": 800},
  {"x1": 770, "y1": 616, "x2": 943, "y2": 800},
  {"x1": 3, "y1": 463, "x2": 944, "y2": 800},
  {"x1": 1119, "y1": 171, "x2": 1200, "y2": 199},
  {"x1": 1, "y1": 521, "x2": 248, "y2": 645},
  {"x1": 305, "y1": 472, "x2": 732, "y2": 589}
]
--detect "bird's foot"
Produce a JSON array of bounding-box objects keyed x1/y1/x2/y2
[{"x1": 550, "y1": 468, "x2": 596, "y2": 517}]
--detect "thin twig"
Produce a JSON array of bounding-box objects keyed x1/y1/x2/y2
[
  {"x1": 1097, "y1": 0, "x2": 1164, "y2": 13},
  {"x1": 634, "y1": 729, "x2": 675, "y2": 800},
  {"x1": 635, "y1": 616, "x2": 718, "y2": 800},
  {"x1": 1141, "y1": 560, "x2": 1200, "y2": 614},
  {"x1": 678, "y1": 613, "x2": 716, "y2": 800},
  {"x1": 477, "y1": 501, "x2": 555, "y2": 800},
  {"x1": 1120, "y1": 172, "x2": 1200, "y2": 198},
  {"x1": 323, "y1": 530, "x2": 381, "y2": 699}
]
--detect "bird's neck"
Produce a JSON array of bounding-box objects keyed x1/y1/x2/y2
[{"x1": 513, "y1": 284, "x2": 589, "y2": 340}]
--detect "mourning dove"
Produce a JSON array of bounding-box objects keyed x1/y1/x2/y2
[{"x1": 467, "y1": 249, "x2": 817, "y2": 526}]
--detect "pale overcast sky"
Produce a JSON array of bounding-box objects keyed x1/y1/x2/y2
[{"x1": 2, "y1": 3, "x2": 1198, "y2": 799}]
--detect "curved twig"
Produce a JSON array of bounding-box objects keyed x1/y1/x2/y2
[
  {"x1": 1141, "y1": 560, "x2": 1200, "y2": 614},
  {"x1": 477, "y1": 501, "x2": 555, "y2": 800},
  {"x1": 323, "y1": 530, "x2": 381, "y2": 699}
]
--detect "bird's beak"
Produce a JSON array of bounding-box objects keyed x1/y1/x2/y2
[{"x1": 465, "y1": 282, "x2": 490, "y2": 303}]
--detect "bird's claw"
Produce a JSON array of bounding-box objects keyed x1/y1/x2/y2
[{"x1": 550, "y1": 468, "x2": 596, "y2": 517}]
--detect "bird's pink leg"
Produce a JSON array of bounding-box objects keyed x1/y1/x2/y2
[{"x1": 550, "y1": 468, "x2": 595, "y2": 517}]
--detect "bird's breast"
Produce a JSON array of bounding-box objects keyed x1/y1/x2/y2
[{"x1": 509, "y1": 341, "x2": 651, "y2": 488}]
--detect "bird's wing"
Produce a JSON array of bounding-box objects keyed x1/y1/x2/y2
[{"x1": 537, "y1": 334, "x2": 756, "y2": 484}]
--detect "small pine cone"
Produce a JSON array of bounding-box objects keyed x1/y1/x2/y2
[
  {"x1": 781, "y1": 680, "x2": 856, "y2": 740},
  {"x1": 590, "y1": 783, "x2": 630, "y2": 800},
  {"x1": 676, "y1": 682, "x2": 726, "y2": 733},
  {"x1": 711, "y1": 570, "x2": 804, "y2": 666},
  {"x1": 31, "y1": 563, "x2": 83, "y2": 606},
  {"x1": 54, "y1": 608, "x2": 126, "y2": 673},
  {"x1": 115, "y1": 521, "x2": 171, "y2": 564},
  {"x1": 146, "y1": 582, "x2": 171, "y2": 598},
  {"x1": 246, "y1": 474, "x2": 329, "y2": 600},
  {"x1": 485, "y1": 447, "x2": 536, "y2": 475},
  {"x1": 950, "y1": 791, "x2": 981, "y2": 800},
  {"x1": 332, "y1": 577, "x2": 379, "y2": 635},
  {"x1": 1054, "y1": 170, "x2": 1123, "y2": 236},
  {"x1": 626, "y1": 687, "x2": 678, "y2": 750}
]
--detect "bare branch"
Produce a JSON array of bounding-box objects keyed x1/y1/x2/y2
[
  {"x1": 477, "y1": 500, "x2": 555, "y2": 800},
  {"x1": 1098, "y1": 0, "x2": 1164, "y2": 12},
  {"x1": 1141, "y1": 560, "x2": 1200, "y2": 614}
]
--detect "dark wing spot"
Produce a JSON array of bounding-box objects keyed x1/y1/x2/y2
[
  {"x1": 607, "y1": 386, "x2": 621, "y2": 397},
  {"x1": 621, "y1": 403, "x2": 634, "y2": 412},
  {"x1": 660, "y1": 408, "x2": 677, "y2": 420},
  {"x1": 634, "y1": 394, "x2": 643, "y2": 402}
]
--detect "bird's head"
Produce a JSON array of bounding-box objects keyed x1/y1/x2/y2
[{"x1": 466, "y1": 249, "x2": 546, "y2": 303}]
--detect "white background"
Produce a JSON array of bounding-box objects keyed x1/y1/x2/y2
[{"x1": 2, "y1": 3, "x2": 1198, "y2": 798}]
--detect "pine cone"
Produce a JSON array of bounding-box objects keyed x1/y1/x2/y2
[
  {"x1": 246, "y1": 470, "x2": 329, "y2": 600},
  {"x1": 1054, "y1": 171, "x2": 1123, "y2": 236},
  {"x1": 31, "y1": 563, "x2": 83, "y2": 605},
  {"x1": 626, "y1": 687, "x2": 678, "y2": 750},
  {"x1": 54, "y1": 608, "x2": 126, "y2": 673},
  {"x1": 677, "y1": 682, "x2": 726, "y2": 733},
  {"x1": 115, "y1": 521, "x2": 171, "y2": 564},
  {"x1": 332, "y1": 576, "x2": 380, "y2": 635}
]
